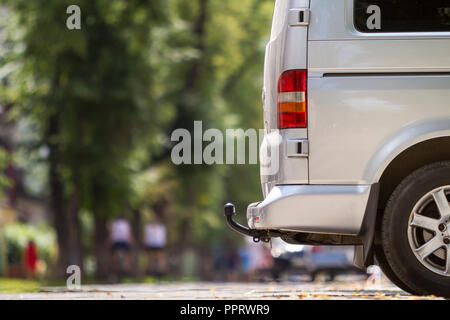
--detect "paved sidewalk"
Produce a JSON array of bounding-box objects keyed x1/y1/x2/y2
[{"x1": 0, "y1": 281, "x2": 443, "y2": 300}]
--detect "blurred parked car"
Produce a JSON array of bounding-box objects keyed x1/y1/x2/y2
[{"x1": 269, "y1": 239, "x2": 365, "y2": 282}]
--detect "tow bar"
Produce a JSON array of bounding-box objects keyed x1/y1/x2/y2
[{"x1": 224, "y1": 203, "x2": 281, "y2": 243}]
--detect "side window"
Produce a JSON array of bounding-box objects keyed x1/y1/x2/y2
[{"x1": 354, "y1": 0, "x2": 450, "y2": 33}]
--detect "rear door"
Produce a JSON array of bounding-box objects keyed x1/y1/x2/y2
[{"x1": 261, "y1": 0, "x2": 311, "y2": 196}]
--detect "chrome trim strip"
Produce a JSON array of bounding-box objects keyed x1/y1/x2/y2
[{"x1": 323, "y1": 72, "x2": 450, "y2": 78}]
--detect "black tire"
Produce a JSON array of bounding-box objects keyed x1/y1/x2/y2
[
  {"x1": 381, "y1": 161, "x2": 450, "y2": 297},
  {"x1": 374, "y1": 244, "x2": 420, "y2": 295}
]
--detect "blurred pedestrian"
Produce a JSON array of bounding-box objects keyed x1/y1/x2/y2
[
  {"x1": 238, "y1": 245, "x2": 251, "y2": 280},
  {"x1": 109, "y1": 217, "x2": 134, "y2": 277},
  {"x1": 24, "y1": 240, "x2": 38, "y2": 279},
  {"x1": 225, "y1": 248, "x2": 239, "y2": 282},
  {"x1": 144, "y1": 217, "x2": 167, "y2": 277}
]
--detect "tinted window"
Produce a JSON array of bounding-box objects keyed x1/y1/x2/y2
[{"x1": 354, "y1": 0, "x2": 450, "y2": 33}]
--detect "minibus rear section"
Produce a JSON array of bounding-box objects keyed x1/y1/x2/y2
[{"x1": 249, "y1": 0, "x2": 372, "y2": 240}]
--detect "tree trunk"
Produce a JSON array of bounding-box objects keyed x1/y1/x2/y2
[
  {"x1": 167, "y1": 0, "x2": 210, "y2": 278},
  {"x1": 185, "y1": 0, "x2": 209, "y2": 92},
  {"x1": 67, "y1": 185, "x2": 83, "y2": 272},
  {"x1": 94, "y1": 215, "x2": 110, "y2": 280},
  {"x1": 174, "y1": 189, "x2": 196, "y2": 277},
  {"x1": 47, "y1": 114, "x2": 83, "y2": 278},
  {"x1": 47, "y1": 114, "x2": 70, "y2": 279}
]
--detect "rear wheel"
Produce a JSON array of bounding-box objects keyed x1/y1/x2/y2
[
  {"x1": 381, "y1": 162, "x2": 450, "y2": 297},
  {"x1": 374, "y1": 244, "x2": 419, "y2": 295}
]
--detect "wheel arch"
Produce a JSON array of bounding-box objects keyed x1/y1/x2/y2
[
  {"x1": 361, "y1": 136, "x2": 450, "y2": 267},
  {"x1": 367, "y1": 136, "x2": 450, "y2": 256},
  {"x1": 377, "y1": 136, "x2": 450, "y2": 214},
  {"x1": 365, "y1": 119, "x2": 450, "y2": 184}
]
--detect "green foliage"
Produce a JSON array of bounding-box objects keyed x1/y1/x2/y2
[
  {"x1": 164, "y1": 0, "x2": 274, "y2": 247},
  {"x1": 0, "y1": 149, "x2": 11, "y2": 195},
  {"x1": 1, "y1": 0, "x2": 275, "y2": 277},
  {"x1": 4, "y1": 223, "x2": 57, "y2": 264},
  {"x1": 1, "y1": 0, "x2": 169, "y2": 218},
  {"x1": 0, "y1": 278, "x2": 41, "y2": 293}
]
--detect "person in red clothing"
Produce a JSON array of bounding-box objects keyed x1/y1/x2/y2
[{"x1": 24, "y1": 240, "x2": 38, "y2": 278}]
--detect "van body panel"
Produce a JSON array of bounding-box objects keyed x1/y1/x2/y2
[
  {"x1": 308, "y1": 40, "x2": 450, "y2": 74},
  {"x1": 261, "y1": 0, "x2": 310, "y2": 192},
  {"x1": 366, "y1": 120, "x2": 450, "y2": 183},
  {"x1": 260, "y1": 129, "x2": 309, "y2": 198},
  {"x1": 307, "y1": 0, "x2": 450, "y2": 185},
  {"x1": 308, "y1": 75, "x2": 450, "y2": 184}
]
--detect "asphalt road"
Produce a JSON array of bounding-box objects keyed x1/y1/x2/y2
[{"x1": 0, "y1": 279, "x2": 444, "y2": 300}]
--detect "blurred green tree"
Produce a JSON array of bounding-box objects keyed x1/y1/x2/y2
[
  {"x1": 0, "y1": 0, "x2": 168, "y2": 278},
  {"x1": 0, "y1": 0, "x2": 273, "y2": 280},
  {"x1": 145, "y1": 0, "x2": 273, "y2": 276}
]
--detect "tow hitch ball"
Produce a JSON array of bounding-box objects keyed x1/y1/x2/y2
[{"x1": 223, "y1": 203, "x2": 271, "y2": 243}]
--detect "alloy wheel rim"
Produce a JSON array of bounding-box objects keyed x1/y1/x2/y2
[{"x1": 408, "y1": 186, "x2": 450, "y2": 277}]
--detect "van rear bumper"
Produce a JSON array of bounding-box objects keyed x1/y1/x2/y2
[{"x1": 247, "y1": 185, "x2": 373, "y2": 236}]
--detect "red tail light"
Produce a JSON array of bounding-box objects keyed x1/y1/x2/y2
[{"x1": 277, "y1": 70, "x2": 307, "y2": 129}]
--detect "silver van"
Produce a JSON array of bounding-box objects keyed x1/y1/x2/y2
[{"x1": 224, "y1": 0, "x2": 450, "y2": 297}]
